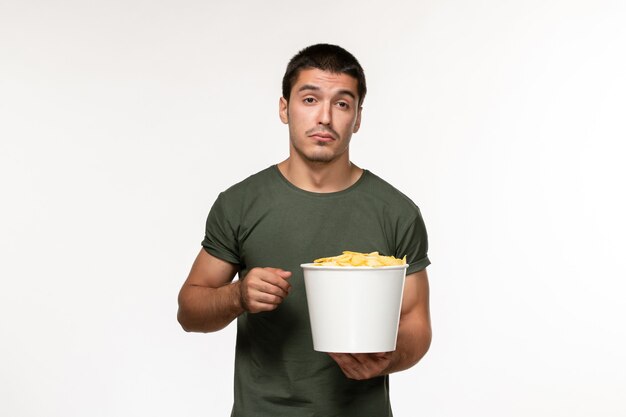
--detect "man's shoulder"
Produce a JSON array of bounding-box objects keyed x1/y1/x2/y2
[
  {"x1": 360, "y1": 170, "x2": 421, "y2": 212},
  {"x1": 221, "y1": 165, "x2": 278, "y2": 197}
]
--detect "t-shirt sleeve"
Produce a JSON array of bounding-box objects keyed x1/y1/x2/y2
[
  {"x1": 396, "y1": 207, "x2": 430, "y2": 275},
  {"x1": 201, "y1": 192, "x2": 241, "y2": 265}
]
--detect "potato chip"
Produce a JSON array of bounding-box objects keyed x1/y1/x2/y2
[{"x1": 312, "y1": 251, "x2": 406, "y2": 267}]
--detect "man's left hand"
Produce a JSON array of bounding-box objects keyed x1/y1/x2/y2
[{"x1": 328, "y1": 352, "x2": 392, "y2": 380}]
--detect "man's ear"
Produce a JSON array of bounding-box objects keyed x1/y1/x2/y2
[
  {"x1": 353, "y1": 106, "x2": 363, "y2": 133},
  {"x1": 279, "y1": 97, "x2": 289, "y2": 124}
]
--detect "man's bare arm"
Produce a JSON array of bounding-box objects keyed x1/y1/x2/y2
[
  {"x1": 328, "y1": 269, "x2": 431, "y2": 379},
  {"x1": 385, "y1": 268, "x2": 432, "y2": 373},
  {"x1": 177, "y1": 249, "x2": 292, "y2": 333},
  {"x1": 177, "y1": 249, "x2": 241, "y2": 333}
]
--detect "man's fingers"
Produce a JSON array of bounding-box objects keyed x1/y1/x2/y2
[
  {"x1": 245, "y1": 298, "x2": 280, "y2": 312},
  {"x1": 329, "y1": 353, "x2": 361, "y2": 379},
  {"x1": 240, "y1": 267, "x2": 293, "y2": 313},
  {"x1": 329, "y1": 353, "x2": 356, "y2": 368},
  {"x1": 351, "y1": 352, "x2": 391, "y2": 365},
  {"x1": 264, "y1": 267, "x2": 292, "y2": 277},
  {"x1": 248, "y1": 287, "x2": 285, "y2": 304},
  {"x1": 249, "y1": 278, "x2": 288, "y2": 299},
  {"x1": 261, "y1": 268, "x2": 292, "y2": 293},
  {"x1": 328, "y1": 352, "x2": 392, "y2": 380}
]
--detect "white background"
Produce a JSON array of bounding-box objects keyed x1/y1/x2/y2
[{"x1": 1, "y1": 1, "x2": 625, "y2": 416}]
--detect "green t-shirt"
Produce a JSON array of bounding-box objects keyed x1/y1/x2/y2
[{"x1": 202, "y1": 165, "x2": 430, "y2": 417}]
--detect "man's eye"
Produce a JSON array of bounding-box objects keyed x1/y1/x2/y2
[
  {"x1": 337, "y1": 102, "x2": 349, "y2": 109},
  {"x1": 304, "y1": 97, "x2": 316, "y2": 104}
]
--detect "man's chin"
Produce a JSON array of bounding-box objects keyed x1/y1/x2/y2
[
  {"x1": 304, "y1": 153, "x2": 335, "y2": 163},
  {"x1": 292, "y1": 141, "x2": 345, "y2": 164}
]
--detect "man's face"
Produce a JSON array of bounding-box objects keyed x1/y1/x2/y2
[{"x1": 279, "y1": 68, "x2": 362, "y2": 164}]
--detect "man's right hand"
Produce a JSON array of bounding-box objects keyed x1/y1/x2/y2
[
  {"x1": 238, "y1": 267, "x2": 292, "y2": 313},
  {"x1": 178, "y1": 250, "x2": 294, "y2": 332}
]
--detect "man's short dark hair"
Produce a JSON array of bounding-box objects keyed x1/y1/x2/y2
[{"x1": 282, "y1": 44, "x2": 367, "y2": 106}]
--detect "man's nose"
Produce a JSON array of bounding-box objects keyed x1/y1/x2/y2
[{"x1": 318, "y1": 102, "x2": 332, "y2": 125}]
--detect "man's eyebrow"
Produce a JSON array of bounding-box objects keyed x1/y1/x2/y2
[
  {"x1": 336, "y1": 89, "x2": 356, "y2": 100},
  {"x1": 297, "y1": 84, "x2": 320, "y2": 93},
  {"x1": 297, "y1": 84, "x2": 357, "y2": 100}
]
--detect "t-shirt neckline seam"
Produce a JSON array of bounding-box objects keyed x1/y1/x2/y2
[{"x1": 271, "y1": 165, "x2": 369, "y2": 198}]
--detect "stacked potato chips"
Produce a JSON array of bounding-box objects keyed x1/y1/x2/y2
[{"x1": 313, "y1": 251, "x2": 406, "y2": 267}]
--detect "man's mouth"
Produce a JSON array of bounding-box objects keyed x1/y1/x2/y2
[
  {"x1": 310, "y1": 133, "x2": 335, "y2": 142},
  {"x1": 307, "y1": 128, "x2": 337, "y2": 142}
]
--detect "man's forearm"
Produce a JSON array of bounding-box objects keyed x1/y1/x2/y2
[
  {"x1": 386, "y1": 314, "x2": 432, "y2": 374},
  {"x1": 177, "y1": 281, "x2": 244, "y2": 333},
  {"x1": 327, "y1": 315, "x2": 431, "y2": 380}
]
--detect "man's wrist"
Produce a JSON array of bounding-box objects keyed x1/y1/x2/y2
[{"x1": 231, "y1": 280, "x2": 247, "y2": 314}]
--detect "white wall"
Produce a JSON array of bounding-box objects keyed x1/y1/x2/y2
[{"x1": 1, "y1": 1, "x2": 625, "y2": 416}]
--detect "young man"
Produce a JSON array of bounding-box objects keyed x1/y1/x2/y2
[{"x1": 177, "y1": 44, "x2": 431, "y2": 416}]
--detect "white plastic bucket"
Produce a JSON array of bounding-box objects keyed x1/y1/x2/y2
[{"x1": 301, "y1": 263, "x2": 408, "y2": 353}]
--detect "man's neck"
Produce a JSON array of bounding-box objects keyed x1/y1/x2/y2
[{"x1": 277, "y1": 156, "x2": 363, "y2": 193}]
